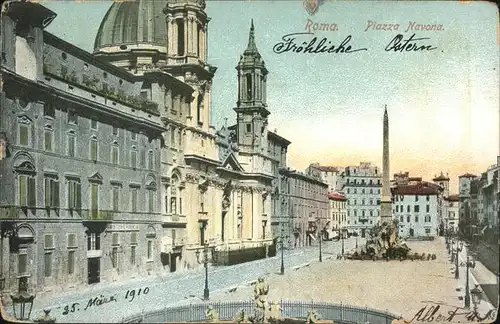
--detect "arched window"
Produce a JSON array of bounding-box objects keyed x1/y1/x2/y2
[
  {"x1": 177, "y1": 19, "x2": 185, "y2": 56},
  {"x1": 246, "y1": 74, "x2": 252, "y2": 99},
  {"x1": 170, "y1": 176, "x2": 177, "y2": 214}
]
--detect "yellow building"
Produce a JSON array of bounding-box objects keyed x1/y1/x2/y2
[
  {"x1": 93, "y1": 1, "x2": 290, "y2": 270},
  {"x1": 328, "y1": 192, "x2": 347, "y2": 233}
]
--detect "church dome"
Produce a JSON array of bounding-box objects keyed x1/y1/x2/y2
[{"x1": 93, "y1": 0, "x2": 168, "y2": 53}]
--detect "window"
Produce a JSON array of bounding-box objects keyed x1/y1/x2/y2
[
  {"x1": 407, "y1": 216, "x2": 410, "y2": 222},
  {"x1": 147, "y1": 240, "x2": 153, "y2": 261},
  {"x1": 246, "y1": 74, "x2": 252, "y2": 99},
  {"x1": 177, "y1": 19, "x2": 185, "y2": 56},
  {"x1": 44, "y1": 129, "x2": 53, "y2": 151},
  {"x1": 19, "y1": 124, "x2": 29, "y2": 146},
  {"x1": 112, "y1": 233, "x2": 119, "y2": 268},
  {"x1": 112, "y1": 186, "x2": 120, "y2": 211},
  {"x1": 111, "y1": 145, "x2": 119, "y2": 164},
  {"x1": 131, "y1": 132, "x2": 137, "y2": 141},
  {"x1": 44, "y1": 234, "x2": 54, "y2": 277},
  {"x1": 68, "y1": 250, "x2": 75, "y2": 275},
  {"x1": 44, "y1": 177, "x2": 59, "y2": 209},
  {"x1": 140, "y1": 148, "x2": 146, "y2": 168},
  {"x1": 425, "y1": 228, "x2": 431, "y2": 234},
  {"x1": 18, "y1": 175, "x2": 36, "y2": 207},
  {"x1": 396, "y1": 205, "x2": 399, "y2": 212},
  {"x1": 44, "y1": 102, "x2": 55, "y2": 118},
  {"x1": 407, "y1": 205, "x2": 410, "y2": 213},
  {"x1": 90, "y1": 138, "x2": 98, "y2": 161},
  {"x1": 131, "y1": 188, "x2": 138, "y2": 212},
  {"x1": 246, "y1": 124, "x2": 252, "y2": 133},
  {"x1": 400, "y1": 215, "x2": 403, "y2": 222},
  {"x1": 415, "y1": 195, "x2": 419, "y2": 201},
  {"x1": 18, "y1": 252, "x2": 28, "y2": 275},
  {"x1": 178, "y1": 130, "x2": 182, "y2": 148},
  {"x1": 414, "y1": 205, "x2": 419, "y2": 213},
  {"x1": 426, "y1": 195, "x2": 430, "y2": 201},
  {"x1": 130, "y1": 246, "x2": 136, "y2": 265},
  {"x1": 67, "y1": 180, "x2": 81, "y2": 210},
  {"x1": 130, "y1": 149, "x2": 137, "y2": 168},
  {"x1": 148, "y1": 151, "x2": 154, "y2": 170},
  {"x1": 90, "y1": 183, "x2": 99, "y2": 218},
  {"x1": 68, "y1": 134, "x2": 76, "y2": 157},
  {"x1": 170, "y1": 127, "x2": 176, "y2": 146},
  {"x1": 68, "y1": 111, "x2": 78, "y2": 124},
  {"x1": 415, "y1": 215, "x2": 419, "y2": 222},
  {"x1": 426, "y1": 204, "x2": 430, "y2": 213},
  {"x1": 147, "y1": 189, "x2": 154, "y2": 213},
  {"x1": 87, "y1": 232, "x2": 100, "y2": 250},
  {"x1": 113, "y1": 126, "x2": 118, "y2": 136},
  {"x1": 67, "y1": 233, "x2": 76, "y2": 275},
  {"x1": 91, "y1": 119, "x2": 97, "y2": 130},
  {"x1": 170, "y1": 182, "x2": 177, "y2": 214}
]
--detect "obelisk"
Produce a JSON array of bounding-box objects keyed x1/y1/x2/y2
[{"x1": 380, "y1": 105, "x2": 392, "y2": 225}]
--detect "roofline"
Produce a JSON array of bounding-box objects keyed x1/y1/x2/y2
[
  {"x1": 268, "y1": 130, "x2": 291, "y2": 146},
  {"x1": 43, "y1": 32, "x2": 137, "y2": 82},
  {"x1": 1, "y1": 68, "x2": 165, "y2": 133}
]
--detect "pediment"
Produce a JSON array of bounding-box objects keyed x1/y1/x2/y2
[
  {"x1": 222, "y1": 153, "x2": 244, "y2": 172},
  {"x1": 88, "y1": 172, "x2": 103, "y2": 183}
]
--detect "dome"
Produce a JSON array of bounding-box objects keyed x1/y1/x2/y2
[{"x1": 94, "y1": 0, "x2": 168, "y2": 53}]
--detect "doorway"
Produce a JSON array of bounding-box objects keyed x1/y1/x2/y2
[
  {"x1": 409, "y1": 228, "x2": 415, "y2": 237},
  {"x1": 170, "y1": 253, "x2": 177, "y2": 272},
  {"x1": 87, "y1": 258, "x2": 100, "y2": 284}
]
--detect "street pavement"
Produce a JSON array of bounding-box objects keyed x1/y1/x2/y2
[
  {"x1": 452, "y1": 239, "x2": 499, "y2": 312},
  {"x1": 19, "y1": 237, "x2": 362, "y2": 323}
]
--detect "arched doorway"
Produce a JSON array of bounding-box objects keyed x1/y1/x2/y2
[{"x1": 409, "y1": 228, "x2": 414, "y2": 237}]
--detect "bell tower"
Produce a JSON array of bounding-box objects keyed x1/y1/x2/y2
[
  {"x1": 163, "y1": 0, "x2": 218, "y2": 159},
  {"x1": 234, "y1": 20, "x2": 270, "y2": 152}
]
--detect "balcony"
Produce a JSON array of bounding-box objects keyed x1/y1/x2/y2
[{"x1": 80, "y1": 209, "x2": 114, "y2": 222}]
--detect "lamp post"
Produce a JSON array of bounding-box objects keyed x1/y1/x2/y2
[
  {"x1": 446, "y1": 230, "x2": 450, "y2": 253},
  {"x1": 464, "y1": 246, "x2": 476, "y2": 308},
  {"x1": 316, "y1": 217, "x2": 322, "y2": 262},
  {"x1": 200, "y1": 243, "x2": 209, "y2": 301},
  {"x1": 455, "y1": 241, "x2": 463, "y2": 279},
  {"x1": 10, "y1": 291, "x2": 35, "y2": 321},
  {"x1": 470, "y1": 284, "x2": 482, "y2": 314},
  {"x1": 451, "y1": 238, "x2": 455, "y2": 262},
  {"x1": 280, "y1": 225, "x2": 285, "y2": 275},
  {"x1": 341, "y1": 228, "x2": 345, "y2": 255}
]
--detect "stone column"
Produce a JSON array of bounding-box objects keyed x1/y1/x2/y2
[{"x1": 193, "y1": 20, "x2": 199, "y2": 57}]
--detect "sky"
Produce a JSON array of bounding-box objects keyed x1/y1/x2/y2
[{"x1": 41, "y1": 0, "x2": 499, "y2": 192}]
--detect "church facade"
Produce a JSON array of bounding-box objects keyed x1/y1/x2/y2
[{"x1": 0, "y1": 0, "x2": 323, "y2": 295}]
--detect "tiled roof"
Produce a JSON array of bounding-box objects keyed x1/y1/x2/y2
[
  {"x1": 328, "y1": 192, "x2": 347, "y2": 200},
  {"x1": 312, "y1": 165, "x2": 341, "y2": 172},
  {"x1": 459, "y1": 173, "x2": 477, "y2": 178},
  {"x1": 391, "y1": 184, "x2": 441, "y2": 196}
]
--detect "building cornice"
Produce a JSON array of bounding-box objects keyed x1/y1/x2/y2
[{"x1": 1, "y1": 68, "x2": 165, "y2": 134}]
